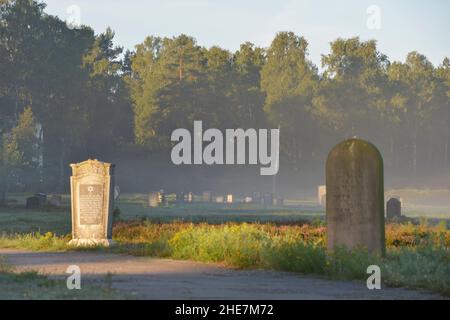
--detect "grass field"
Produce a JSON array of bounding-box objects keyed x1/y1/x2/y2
[
  {"x1": 0, "y1": 193, "x2": 326, "y2": 235},
  {"x1": 0, "y1": 256, "x2": 125, "y2": 299},
  {"x1": 0, "y1": 192, "x2": 449, "y2": 297},
  {"x1": 2, "y1": 191, "x2": 449, "y2": 235}
]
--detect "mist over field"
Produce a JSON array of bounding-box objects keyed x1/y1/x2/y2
[{"x1": 0, "y1": 0, "x2": 449, "y2": 213}]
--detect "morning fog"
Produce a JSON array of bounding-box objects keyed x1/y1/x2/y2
[{"x1": 171, "y1": 121, "x2": 280, "y2": 175}]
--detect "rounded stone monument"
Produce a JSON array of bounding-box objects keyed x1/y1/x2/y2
[
  {"x1": 326, "y1": 138, "x2": 385, "y2": 255},
  {"x1": 386, "y1": 197, "x2": 401, "y2": 219}
]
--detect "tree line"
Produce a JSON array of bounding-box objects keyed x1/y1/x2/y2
[{"x1": 0, "y1": 0, "x2": 449, "y2": 202}]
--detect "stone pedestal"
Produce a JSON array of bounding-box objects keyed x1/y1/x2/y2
[{"x1": 68, "y1": 159, "x2": 114, "y2": 247}]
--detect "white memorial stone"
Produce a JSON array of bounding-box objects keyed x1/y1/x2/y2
[{"x1": 68, "y1": 159, "x2": 114, "y2": 247}]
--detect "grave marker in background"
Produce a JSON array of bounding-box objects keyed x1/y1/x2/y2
[
  {"x1": 274, "y1": 197, "x2": 284, "y2": 206},
  {"x1": 148, "y1": 192, "x2": 159, "y2": 207},
  {"x1": 202, "y1": 191, "x2": 212, "y2": 203},
  {"x1": 114, "y1": 186, "x2": 120, "y2": 200},
  {"x1": 386, "y1": 198, "x2": 401, "y2": 219},
  {"x1": 318, "y1": 185, "x2": 326, "y2": 206},
  {"x1": 252, "y1": 192, "x2": 261, "y2": 204},
  {"x1": 158, "y1": 189, "x2": 166, "y2": 206},
  {"x1": 176, "y1": 192, "x2": 186, "y2": 204},
  {"x1": 263, "y1": 192, "x2": 273, "y2": 206},
  {"x1": 26, "y1": 193, "x2": 47, "y2": 209},
  {"x1": 25, "y1": 196, "x2": 40, "y2": 209}
]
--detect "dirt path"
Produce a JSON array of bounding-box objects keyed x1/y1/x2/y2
[{"x1": 0, "y1": 248, "x2": 445, "y2": 300}]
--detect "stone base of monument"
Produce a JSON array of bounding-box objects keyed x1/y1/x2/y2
[{"x1": 68, "y1": 239, "x2": 114, "y2": 247}]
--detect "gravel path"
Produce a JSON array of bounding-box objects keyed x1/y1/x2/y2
[{"x1": 0, "y1": 248, "x2": 445, "y2": 300}]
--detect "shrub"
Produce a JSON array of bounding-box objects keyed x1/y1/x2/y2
[
  {"x1": 169, "y1": 223, "x2": 270, "y2": 267},
  {"x1": 262, "y1": 239, "x2": 327, "y2": 274}
]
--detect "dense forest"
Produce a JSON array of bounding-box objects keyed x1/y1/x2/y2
[{"x1": 0, "y1": 0, "x2": 449, "y2": 201}]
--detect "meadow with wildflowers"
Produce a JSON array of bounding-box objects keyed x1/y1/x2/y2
[{"x1": 2, "y1": 220, "x2": 447, "y2": 295}]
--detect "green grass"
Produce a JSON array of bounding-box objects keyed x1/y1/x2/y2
[
  {"x1": 382, "y1": 246, "x2": 450, "y2": 294},
  {"x1": 167, "y1": 223, "x2": 450, "y2": 295},
  {"x1": 0, "y1": 256, "x2": 125, "y2": 300},
  {"x1": 0, "y1": 207, "x2": 71, "y2": 235},
  {"x1": 0, "y1": 232, "x2": 69, "y2": 251}
]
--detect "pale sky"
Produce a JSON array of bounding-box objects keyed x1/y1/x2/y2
[{"x1": 43, "y1": 0, "x2": 449, "y2": 68}]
